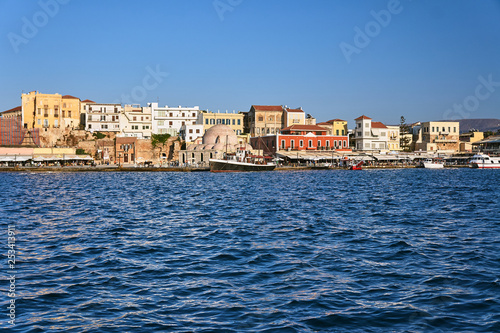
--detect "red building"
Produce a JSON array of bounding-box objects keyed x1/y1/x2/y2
[{"x1": 250, "y1": 124, "x2": 350, "y2": 155}]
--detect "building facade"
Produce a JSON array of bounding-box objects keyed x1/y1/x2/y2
[
  {"x1": 179, "y1": 124, "x2": 204, "y2": 143},
  {"x1": 85, "y1": 103, "x2": 122, "y2": 132},
  {"x1": 352, "y1": 115, "x2": 389, "y2": 151},
  {"x1": 197, "y1": 110, "x2": 244, "y2": 135},
  {"x1": 61, "y1": 95, "x2": 81, "y2": 129},
  {"x1": 386, "y1": 125, "x2": 401, "y2": 151},
  {"x1": 245, "y1": 105, "x2": 284, "y2": 136},
  {"x1": 120, "y1": 104, "x2": 152, "y2": 138},
  {"x1": 250, "y1": 124, "x2": 349, "y2": 155},
  {"x1": 414, "y1": 121, "x2": 460, "y2": 152},
  {"x1": 150, "y1": 103, "x2": 200, "y2": 136},
  {"x1": 283, "y1": 108, "x2": 305, "y2": 128},
  {"x1": 1, "y1": 106, "x2": 22, "y2": 119}
]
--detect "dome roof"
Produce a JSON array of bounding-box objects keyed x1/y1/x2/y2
[{"x1": 203, "y1": 124, "x2": 238, "y2": 145}]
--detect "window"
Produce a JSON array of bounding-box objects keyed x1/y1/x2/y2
[
  {"x1": 318, "y1": 141, "x2": 321, "y2": 148},
  {"x1": 334, "y1": 140, "x2": 338, "y2": 148},
  {"x1": 448, "y1": 127, "x2": 450, "y2": 132},
  {"x1": 102, "y1": 124, "x2": 108, "y2": 129},
  {"x1": 326, "y1": 140, "x2": 330, "y2": 147},
  {"x1": 54, "y1": 119, "x2": 58, "y2": 127},
  {"x1": 182, "y1": 113, "x2": 185, "y2": 117},
  {"x1": 38, "y1": 119, "x2": 41, "y2": 125},
  {"x1": 281, "y1": 140, "x2": 286, "y2": 149},
  {"x1": 88, "y1": 124, "x2": 91, "y2": 129},
  {"x1": 101, "y1": 115, "x2": 106, "y2": 121},
  {"x1": 133, "y1": 116, "x2": 137, "y2": 121},
  {"x1": 196, "y1": 129, "x2": 200, "y2": 133},
  {"x1": 169, "y1": 121, "x2": 173, "y2": 126},
  {"x1": 291, "y1": 140, "x2": 295, "y2": 148},
  {"x1": 336, "y1": 129, "x2": 339, "y2": 135},
  {"x1": 343, "y1": 140, "x2": 347, "y2": 147},
  {"x1": 206, "y1": 119, "x2": 209, "y2": 125},
  {"x1": 432, "y1": 127, "x2": 435, "y2": 132},
  {"x1": 237, "y1": 119, "x2": 241, "y2": 125},
  {"x1": 189, "y1": 129, "x2": 193, "y2": 133},
  {"x1": 308, "y1": 140, "x2": 312, "y2": 148},
  {"x1": 258, "y1": 116, "x2": 263, "y2": 121},
  {"x1": 192, "y1": 113, "x2": 196, "y2": 117},
  {"x1": 380, "y1": 131, "x2": 386, "y2": 136},
  {"x1": 299, "y1": 140, "x2": 304, "y2": 147},
  {"x1": 158, "y1": 120, "x2": 164, "y2": 126},
  {"x1": 454, "y1": 127, "x2": 456, "y2": 133},
  {"x1": 365, "y1": 123, "x2": 369, "y2": 127},
  {"x1": 63, "y1": 103, "x2": 66, "y2": 108},
  {"x1": 342, "y1": 130, "x2": 345, "y2": 135},
  {"x1": 182, "y1": 122, "x2": 185, "y2": 126},
  {"x1": 62, "y1": 110, "x2": 65, "y2": 117},
  {"x1": 357, "y1": 123, "x2": 361, "y2": 128},
  {"x1": 221, "y1": 119, "x2": 225, "y2": 125},
  {"x1": 232, "y1": 119, "x2": 235, "y2": 125},
  {"x1": 256, "y1": 128, "x2": 260, "y2": 134}
]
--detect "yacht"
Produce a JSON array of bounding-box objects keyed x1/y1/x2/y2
[{"x1": 469, "y1": 154, "x2": 500, "y2": 169}]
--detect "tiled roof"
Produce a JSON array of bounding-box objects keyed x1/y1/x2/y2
[
  {"x1": 327, "y1": 118, "x2": 346, "y2": 123},
  {"x1": 252, "y1": 105, "x2": 283, "y2": 111},
  {"x1": 62, "y1": 95, "x2": 80, "y2": 99},
  {"x1": 371, "y1": 121, "x2": 388, "y2": 129},
  {"x1": 2, "y1": 106, "x2": 22, "y2": 113},
  {"x1": 82, "y1": 99, "x2": 95, "y2": 103},
  {"x1": 286, "y1": 108, "x2": 304, "y2": 113},
  {"x1": 355, "y1": 115, "x2": 372, "y2": 121},
  {"x1": 282, "y1": 124, "x2": 328, "y2": 132},
  {"x1": 317, "y1": 122, "x2": 331, "y2": 125}
]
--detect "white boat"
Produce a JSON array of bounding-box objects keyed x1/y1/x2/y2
[
  {"x1": 421, "y1": 158, "x2": 444, "y2": 169},
  {"x1": 209, "y1": 148, "x2": 276, "y2": 172},
  {"x1": 469, "y1": 154, "x2": 500, "y2": 169}
]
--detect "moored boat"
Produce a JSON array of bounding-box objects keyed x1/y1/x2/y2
[
  {"x1": 209, "y1": 148, "x2": 276, "y2": 172},
  {"x1": 421, "y1": 158, "x2": 444, "y2": 169},
  {"x1": 469, "y1": 154, "x2": 500, "y2": 169}
]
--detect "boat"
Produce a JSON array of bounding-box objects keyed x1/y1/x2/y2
[
  {"x1": 421, "y1": 158, "x2": 444, "y2": 169},
  {"x1": 349, "y1": 161, "x2": 364, "y2": 170},
  {"x1": 209, "y1": 148, "x2": 276, "y2": 172},
  {"x1": 469, "y1": 154, "x2": 500, "y2": 169}
]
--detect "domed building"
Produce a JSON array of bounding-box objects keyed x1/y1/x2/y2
[{"x1": 179, "y1": 124, "x2": 253, "y2": 166}]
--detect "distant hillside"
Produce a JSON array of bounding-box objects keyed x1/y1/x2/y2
[{"x1": 438, "y1": 119, "x2": 500, "y2": 133}]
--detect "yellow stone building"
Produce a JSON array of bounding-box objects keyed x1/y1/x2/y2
[
  {"x1": 21, "y1": 91, "x2": 81, "y2": 129},
  {"x1": 197, "y1": 110, "x2": 244, "y2": 135}
]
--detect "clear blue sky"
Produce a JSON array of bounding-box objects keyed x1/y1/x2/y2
[{"x1": 1, "y1": 0, "x2": 499, "y2": 127}]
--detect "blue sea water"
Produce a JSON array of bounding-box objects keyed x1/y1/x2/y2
[{"x1": 1, "y1": 169, "x2": 499, "y2": 332}]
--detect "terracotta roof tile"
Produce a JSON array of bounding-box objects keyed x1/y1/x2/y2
[
  {"x1": 62, "y1": 95, "x2": 80, "y2": 99},
  {"x1": 286, "y1": 108, "x2": 304, "y2": 113},
  {"x1": 327, "y1": 118, "x2": 346, "y2": 123},
  {"x1": 371, "y1": 121, "x2": 388, "y2": 129},
  {"x1": 252, "y1": 105, "x2": 283, "y2": 111},
  {"x1": 2, "y1": 106, "x2": 22, "y2": 113},
  {"x1": 82, "y1": 99, "x2": 95, "y2": 103},
  {"x1": 355, "y1": 115, "x2": 372, "y2": 120},
  {"x1": 282, "y1": 124, "x2": 328, "y2": 132}
]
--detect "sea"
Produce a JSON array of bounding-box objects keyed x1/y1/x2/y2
[{"x1": 1, "y1": 169, "x2": 499, "y2": 332}]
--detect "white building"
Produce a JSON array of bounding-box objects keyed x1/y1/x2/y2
[
  {"x1": 179, "y1": 124, "x2": 204, "y2": 143},
  {"x1": 283, "y1": 107, "x2": 305, "y2": 127},
  {"x1": 150, "y1": 103, "x2": 200, "y2": 136},
  {"x1": 119, "y1": 104, "x2": 152, "y2": 139},
  {"x1": 85, "y1": 103, "x2": 122, "y2": 132},
  {"x1": 353, "y1": 115, "x2": 389, "y2": 151}
]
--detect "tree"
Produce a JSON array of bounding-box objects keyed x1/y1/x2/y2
[
  {"x1": 399, "y1": 116, "x2": 411, "y2": 151},
  {"x1": 151, "y1": 134, "x2": 171, "y2": 161}
]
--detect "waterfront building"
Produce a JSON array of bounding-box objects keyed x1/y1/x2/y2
[
  {"x1": 1, "y1": 106, "x2": 22, "y2": 119},
  {"x1": 352, "y1": 115, "x2": 390, "y2": 151},
  {"x1": 472, "y1": 135, "x2": 500, "y2": 154},
  {"x1": 115, "y1": 137, "x2": 137, "y2": 165},
  {"x1": 179, "y1": 124, "x2": 204, "y2": 143},
  {"x1": 305, "y1": 113, "x2": 316, "y2": 125},
  {"x1": 283, "y1": 108, "x2": 305, "y2": 128},
  {"x1": 244, "y1": 105, "x2": 284, "y2": 136},
  {"x1": 250, "y1": 124, "x2": 350, "y2": 155},
  {"x1": 386, "y1": 125, "x2": 401, "y2": 151},
  {"x1": 459, "y1": 131, "x2": 484, "y2": 152},
  {"x1": 319, "y1": 119, "x2": 348, "y2": 136},
  {"x1": 84, "y1": 103, "x2": 122, "y2": 132},
  {"x1": 197, "y1": 110, "x2": 244, "y2": 135},
  {"x1": 150, "y1": 103, "x2": 200, "y2": 136},
  {"x1": 20, "y1": 91, "x2": 82, "y2": 130},
  {"x1": 61, "y1": 95, "x2": 81, "y2": 129},
  {"x1": 414, "y1": 121, "x2": 460, "y2": 152},
  {"x1": 119, "y1": 104, "x2": 152, "y2": 139}
]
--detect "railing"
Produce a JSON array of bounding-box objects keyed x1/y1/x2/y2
[{"x1": 44, "y1": 114, "x2": 49, "y2": 117}]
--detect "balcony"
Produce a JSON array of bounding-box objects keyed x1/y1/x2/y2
[{"x1": 44, "y1": 114, "x2": 49, "y2": 118}]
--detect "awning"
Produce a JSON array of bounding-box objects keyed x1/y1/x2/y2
[{"x1": 0, "y1": 155, "x2": 32, "y2": 162}]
